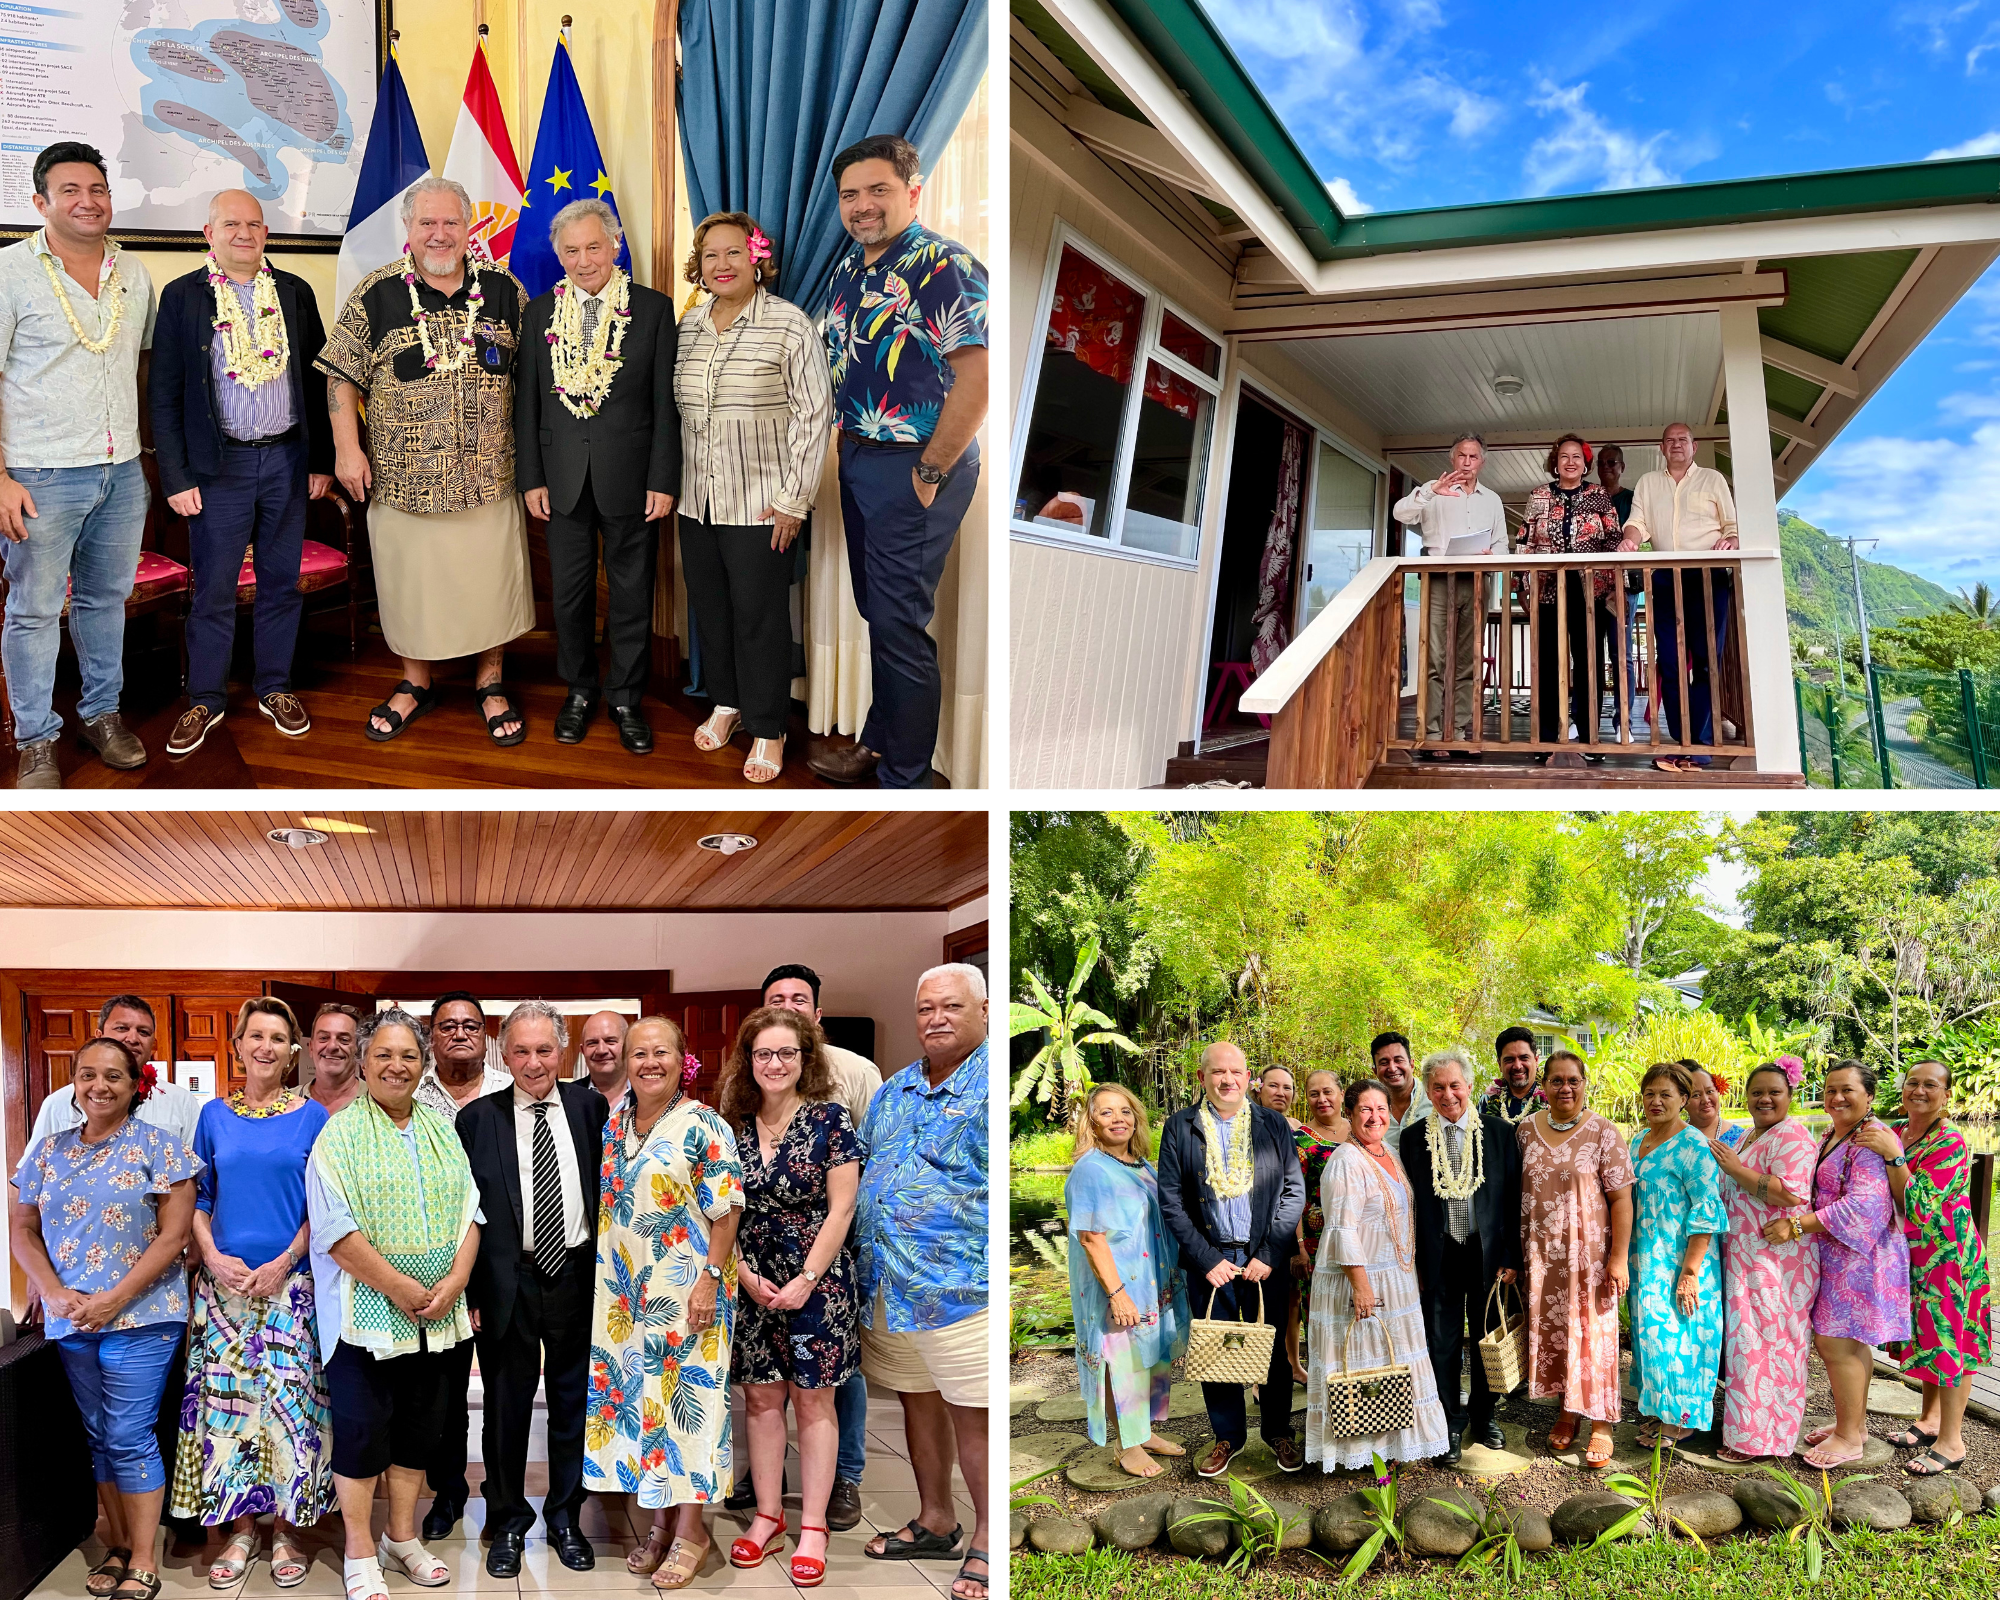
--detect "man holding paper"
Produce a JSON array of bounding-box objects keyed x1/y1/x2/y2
[{"x1": 1391, "y1": 434, "x2": 1505, "y2": 754}]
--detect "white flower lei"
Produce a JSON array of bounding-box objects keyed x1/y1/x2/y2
[
  {"x1": 1485, "y1": 1085, "x2": 1541, "y2": 1128},
  {"x1": 1424, "y1": 1109, "x2": 1487, "y2": 1202},
  {"x1": 547, "y1": 267, "x2": 632, "y2": 418},
  {"x1": 1197, "y1": 1101, "x2": 1255, "y2": 1199},
  {"x1": 403, "y1": 244, "x2": 484, "y2": 373},
  {"x1": 205, "y1": 252, "x2": 286, "y2": 389},
  {"x1": 37, "y1": 240, "x2": 124, "y2": 355}
]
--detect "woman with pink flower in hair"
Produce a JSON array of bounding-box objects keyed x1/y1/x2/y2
[
  {"x1": 12, "y1": 1036, "x2": 201, "y2": 1600},
  {"x1": 673, "y1": 212, "x2": 832, "y2": 784},
  {"x1": 1705, "y1": 1058, "x2": 1820, "y2": 1462}
]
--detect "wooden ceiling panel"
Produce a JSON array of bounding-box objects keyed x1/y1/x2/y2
[{"x1": 0, "y1": 812, "x2": 988, "y2": 913}]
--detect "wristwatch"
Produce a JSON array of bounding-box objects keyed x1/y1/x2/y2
[
  {"x1": 915, "y1": 460, "x2": 951, "y2": 489},
  {"x1": 801, "y1": 1267, "x2": 819, "y2": 1284},
  {"x1": 704, "y1": 1263, "x2": 724, "y2": 1282},
  {"x1": 1886, "y1": 1154, "x2": 1907, "y2": 1169}
]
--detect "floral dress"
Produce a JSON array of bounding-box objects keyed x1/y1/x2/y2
[
  {"x1": 584, "y1": 1093, "x2": 744, "y2": 1508},
  {"x1": 1627, "y1": 1125, "x2": 1728, "y2": 1430},
  {"x1": 1519, "y1": 1113, "x2": 1634, "y2": 1423},
  {"x1": 731, "y1": 1100, "x2": 860, "y2": 1390},
  {"x1": 1717, "y1": 1118, "x2": 1820, "y2": 1456},
  {"x1": 1292, "y1": 1126, "x2": 1343, "y2": 1316},
  {"x1": 1811, "y1": 1129, "x2": 1911, "y2": 1345},
  {"x1": 1886, "y1": 1120, "x2": 1993, "y2": 1384}
]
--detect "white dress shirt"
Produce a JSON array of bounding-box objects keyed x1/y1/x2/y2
[
  {"x1": 1391, "y1": 478, "x2": 1506, "y2": 555},
  {"x1": 514, "y1": 1081, "x2": 589, "y2": 1252},
  {"x1": 1385, "y1": 1081, "x2": 1433, "y2": 1156}
]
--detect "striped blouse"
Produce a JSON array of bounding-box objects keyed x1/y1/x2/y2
[{"x1": 673, "y1": 287, "x2": 833, "y2": 525}]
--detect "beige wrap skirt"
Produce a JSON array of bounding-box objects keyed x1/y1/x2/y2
[{"x1": 367, "y1": 497, "x2": 534, "y2": 659}]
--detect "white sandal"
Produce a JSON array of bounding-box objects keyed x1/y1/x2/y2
[
  {"x1": 694, "y1": 708, "x2": 741, "y2": 752},
  {"x1": 343, "y1": 1559, "x2": 389, "y2": 1600},
  {"x1": 375, "y1": 1537, "x2": 449, "y2": 1587},
  {"x1": 744, "y1": 736, "x2": 783, "y2": 784},
  {"x1": 209, "y1": 1532, "x2": 258, "y2": 1589}
]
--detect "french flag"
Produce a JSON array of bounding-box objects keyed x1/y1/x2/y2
[
  {"x1": 336, "y1": 48, "x2": 429, "y2": 313},
  {"x1": 443, "y1": 35, "x2": 526, "y2": 269}
]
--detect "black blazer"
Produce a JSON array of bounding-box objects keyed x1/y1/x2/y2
[
  {"x1": 149, "y1": 264, "x2": 333, "y2": 495},
  {"x1": 515, "y1": 280, "x2": 680, "y2": 518},
  {"x1": 1156, "y1": 1102, "x2": 1305, "y2": 1278},
  {"x1": 456, "y1": 1079, "x2": 609, "y2": 1341},
  {"x1": 1401, "y1": 1107, "x2": 1524, "y2": 1295}
]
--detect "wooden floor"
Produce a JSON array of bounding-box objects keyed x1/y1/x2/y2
[{"x1": 3, "y1": 623, "x2": 939, "y2": 791}]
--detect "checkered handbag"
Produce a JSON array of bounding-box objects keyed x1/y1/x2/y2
[
  {"x1": 1477, "y1": 1277, "x2": 1528, "y2": 1394},
  {"x1": 1183, "y1": 1280, "x2": 1274, "y2": 1387},
  {"x1": 1324, "y1": 1320, "x2": 1416, "y2": 1440}
]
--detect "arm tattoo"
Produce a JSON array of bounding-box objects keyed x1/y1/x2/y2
[
  {"x1": 1756, "y1": 1175, "x2": 1769, "y2": 1204},
  {"x1": 327, "y1": 376, "x2": 344, "y2": 414}
]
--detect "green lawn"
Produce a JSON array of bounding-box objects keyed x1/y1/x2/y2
[{"x1": 1010, "y1": 1519, "x2": 2000, "y2": 1599}]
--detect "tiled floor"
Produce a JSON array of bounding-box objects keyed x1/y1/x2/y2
[{"x1": 32, "y1": 1382, "x2": 977, "y2": 1600}]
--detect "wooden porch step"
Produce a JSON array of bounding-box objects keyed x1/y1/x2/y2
[{"x1": 1160, "y1": 739, "x2": 1269, "y2": 787}]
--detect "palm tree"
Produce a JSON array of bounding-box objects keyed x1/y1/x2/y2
[
  {"x1": 1952, "y1": 582, "x2": 1996, "y2": 629},
  {"x1": 1010, "y1": 935, "x2": 1141, "y2": 1131}
]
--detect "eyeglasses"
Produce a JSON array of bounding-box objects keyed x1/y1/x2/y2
[
  {"x1": 751, "y1": 1047, "x2": 802, "y2": 1067},
  {"x1": 433, "y1": 1019, "x2": 485, "y2": 1034}
]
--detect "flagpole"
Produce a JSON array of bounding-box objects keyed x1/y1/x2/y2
[{"x1": 652, "y1": 0, "x2": 681, "y2": 677}]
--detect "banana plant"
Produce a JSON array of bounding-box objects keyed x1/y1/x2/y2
[
  {"x1": 1010, "y1": 935, "x2": 1141, "y2": 1130},
  {"x1": 1740, "y1": 1006, "x2": 1821, "y2": 1067}
]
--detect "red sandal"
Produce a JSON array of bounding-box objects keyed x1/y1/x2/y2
[
  {"x1": 729, "y1": 1512, "x2": 788, "y2": 1568},
  {"x1": 791, "y1": 1524, "x2": 829, "y2": 1588}
]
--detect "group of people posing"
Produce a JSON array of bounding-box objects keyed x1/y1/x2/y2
[
  {"x1": 1064, "y1": 1027, "x2": 1991, "y2": 1484},
  {"x1": 1394, "y1": 425, "x2": 1738, "y2": 771},
  {"x1": 11, "y1": 966, "x2": 991, "y2": 1600},
  {"x1": 0, "y1": 132, "x2": 987, "y2": 788}
]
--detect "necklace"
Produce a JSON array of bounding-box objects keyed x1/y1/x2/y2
[
  {"x1": 626, "y1": 1088, "x2": 684, "y2": 1157},
  {"x1": 1424, "y1": 1110, "x2": 1486, "y2": 1201},
  {"x1": 547, "y1": 268, "x2": 632, "y2": 416},
  {"x1": 1547, "y1": 1111, "x2": 1583, "y2": 1132},
  {"x1": 228, "y1": 1086, "x2": 295, "y2": 1119},
  {"x1": 205, "y1": 253, "x2": 286, "y2": 389},
  {"x1": 1354, "y1": 1146, "x2": 1415, "y2": 1271},
  {"x1": 403, "y1": 246, "x2": 485, "y2": 373},
  {"x1": 756, "y1": 1096, "x2": 800, "y2": 1152},
  {"x1": 38, "y1": 240, "x2": 124, "y2": 356},
  {"x1": 1197, "y1": 1102, "x2": 1255, "y2": 1198}
]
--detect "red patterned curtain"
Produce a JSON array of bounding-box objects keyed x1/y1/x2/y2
[
  {"x1": 1249, "y1": 420, "x2": 1307, "y2": 673},
  {"x1": 1045, "y1": 247, "x2": 1199, "y2": 421}
]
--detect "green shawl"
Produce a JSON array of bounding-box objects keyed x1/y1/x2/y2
[{"x1": 315, "y1": 1092, "x2": 477, "y2": 1357}]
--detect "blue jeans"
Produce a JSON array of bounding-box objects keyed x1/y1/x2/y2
[
  {"x1": 835, "y1": 1365, "x2": 868, "y2": 1485},
  {"x1": 838, "y1": 438, "x2": 980, "y2": 788},
  {"x1": 1, "y1": 458, "x2": 148, "y2": 746},
  {"x1": 186, "y1": 436, "x2": 307, "y2": 711},
  {"x1": 56, "y1": 1323, "x2": 184, "y2": 1493}
]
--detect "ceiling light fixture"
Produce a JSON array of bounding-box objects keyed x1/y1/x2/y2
[
  {"x1": 268, "y1": 827, "x2": 331, "y2": 850},
  {"x1": 1491, "y1": 372, "x2": 1525, "y2": 398},
  {"x1": 697, "y1": 832, "x2": 759, "y2": 857}
]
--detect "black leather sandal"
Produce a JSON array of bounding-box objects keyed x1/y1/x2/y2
[
  {"x1": 86, "y1": 1548, "x2": 132, "y2": 1597},
  {"x1": 364, "y1": 679, "x2": 439, "y2": 742},
  {"x1": 867, "y1": 1522, "x2": 961, "y2": 1561},
  {"x1": 476, "y1": 681, "x2": 527, "y2": 746}
]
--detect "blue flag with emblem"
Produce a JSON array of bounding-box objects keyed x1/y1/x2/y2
[{"x1": 512, "y1": 33, "x2": 632, "y2": 298}]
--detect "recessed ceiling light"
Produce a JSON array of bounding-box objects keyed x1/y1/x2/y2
[
  {"x1": 268, "y1": 827, "x2": 330, "y2": 849},
  {"x1": 697, "y1": 832, "x2": 759, "y2": 857},
  {"x1": 1491, "y1": 372, "x2": 1525, "y2": 398}
]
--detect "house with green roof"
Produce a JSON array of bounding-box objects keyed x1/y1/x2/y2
[{"x1": 1008, "y1": 0, "x2": 2000, "y2": 788}]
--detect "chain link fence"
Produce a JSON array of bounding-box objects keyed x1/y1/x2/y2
[{"x1": 1796, "y1": 668, "x2": 2000, "y2": 788}]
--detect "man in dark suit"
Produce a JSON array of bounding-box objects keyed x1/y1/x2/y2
[
  {"x1": 515, "y1": 198, "x2": 679, "y2": 755},
  {"x1": 1401, "y1": 1049, "x2": 1522, "y2": 1465},
  {"x1": 455, "y1": 1000, "x2": 608, "y2": 1576},
  {"x1": 1156, "y1": 1042, "x2": 1306, "y2": 1479},
  {"x1": 151, "y1": 189, "x2": 334, "y2": 756}
]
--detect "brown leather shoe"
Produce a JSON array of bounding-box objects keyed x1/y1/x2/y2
[
  {"x1": 806, "y1": 739, "x2": 880, "y2": 784},
  {"x1": 16, "y1": 739, "x2": 59, "y2": 789},
  {"x1": 259, "y1": 691, "x2": 310, "y2": 736},
  {"x1": 1195, "y1": 1439, "x2": 1235, "y2": 1478},
  {"x1": 166, "y1": 704, "x2": 223, "y2": 757},
  {"x1": 827, "y1": 1478, "x2": 862, "y2": 1532},
  {"x1": 1273, "y1": 1437, "x2": 1305, "y2": 1472},
  {"x1": 78, "y1": 711, "x2": 146, "y2": 768}
]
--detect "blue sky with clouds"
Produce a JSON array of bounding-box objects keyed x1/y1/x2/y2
[{"x1": 1196, "y1": 0, "x2": 2000, "y2": 589}]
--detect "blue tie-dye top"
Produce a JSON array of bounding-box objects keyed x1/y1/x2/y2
[{"x1": 825, "y1": 221, "x2": 988, "y2": 444}]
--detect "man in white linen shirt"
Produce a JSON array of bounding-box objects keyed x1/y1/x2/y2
[
  {"x1": 0, "y1": 141, "x2": 157, "y2": 787},
  {"x1": 1391, "y1": 434, "x2": 1506, "y2": 755},
  {"x1": 16, "y1": 994, "x2": 198, "y2": 1172},
  {"x1": 1619, "y1": 421, "x2": 1739, "y2": 769}
]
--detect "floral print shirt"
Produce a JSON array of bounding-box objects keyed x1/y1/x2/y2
[
  {"x1": 13, "y1": 1117, "x2": 201, "y2": 1338},
  {"x1": 825, "y1": 220, "x2": 987, "y2": 443},
  {"x1": 1517, "y1": 481, "x2": 1624, "y2": 605},
  {"x1": 855, "y1": 1040, "x2": 988, "y2": 1331}
]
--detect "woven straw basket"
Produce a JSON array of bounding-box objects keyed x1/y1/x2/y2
[
  {"x1": 1183, "y1": 1280, "x2": 1274, "y2": 1387},
  {"x1": 1324, "y1": 1320, "x2": 1415, "y2": 1440},
  {"x1": 1477, "y1": 1277, "x2": 1528, "y2": 1393}
]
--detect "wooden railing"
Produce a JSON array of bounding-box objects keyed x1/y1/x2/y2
[{"x1": 1242, "y1": 551, "x2": 1773, "y2": 787}]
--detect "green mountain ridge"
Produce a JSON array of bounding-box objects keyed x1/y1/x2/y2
[{"x1": 1782, "y1": 508, "x2": 1958, "y2": 641}]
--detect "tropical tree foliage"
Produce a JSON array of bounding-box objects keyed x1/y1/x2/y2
[
  {"x1": 1009, "y1": 935, "x2": 1141, "y2": 1129},
  {"x1": 1577, "y1": 812, "x2": 1719, "y2": 990}
]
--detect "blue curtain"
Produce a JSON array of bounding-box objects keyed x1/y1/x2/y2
[{"x1": 678, "y1": 0, "x2": 987, "y2": 317}]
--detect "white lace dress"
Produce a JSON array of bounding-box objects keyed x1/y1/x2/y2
[{"x1": 1304, "y1": 1142, "x2": 1451, "y2": 1469}]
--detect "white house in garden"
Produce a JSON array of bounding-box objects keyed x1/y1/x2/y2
[{"x1": 1008, "y1": 0, "x2": 2000, "y2": 789}]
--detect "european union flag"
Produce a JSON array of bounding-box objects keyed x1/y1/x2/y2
[{"x1": 512, "y1": 34, "x2": 632, "y2": 298}]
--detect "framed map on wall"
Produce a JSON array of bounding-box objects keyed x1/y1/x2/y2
[{"x1": 1, "y1": 0, "x2": 392, "y2": 248}]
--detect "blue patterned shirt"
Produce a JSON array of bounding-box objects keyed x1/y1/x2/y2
[
  {"x1": 856, "y1": 1039, "x2": 988, "y2": 1332},
  {"x1": 825, "y1": 220, "x2": 987, "y2": 443}
]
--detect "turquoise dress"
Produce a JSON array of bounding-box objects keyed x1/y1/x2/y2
[
  {"x1": 1628, "y1": 1124, "x2": 1728, "y2": 1429},
  {"x1": 1065, "y1": 1149, "x2": 1189, "y2": 1449}
]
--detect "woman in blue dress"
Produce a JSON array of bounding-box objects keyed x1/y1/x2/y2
[
  {"x1": 1628, "y1": 1061, "x2": 1728, "y2": 1445},
  {"x1": 1064, "y1": 1084, "x2": 1188, "y2": 1478}
]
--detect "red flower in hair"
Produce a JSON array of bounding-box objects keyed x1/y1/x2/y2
[
  {"x1": 681, "y1": 1052, "x2": 702, "y2": 1089},
  {"x1": 747, "y1": 228, "x2": 773, "y2": 264}
]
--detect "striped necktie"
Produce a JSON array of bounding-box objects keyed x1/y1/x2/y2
[{"x1": 531, "y1": 1101, "x2": 566, "y2": 1276}]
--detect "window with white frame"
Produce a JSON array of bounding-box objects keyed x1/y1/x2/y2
[{"x1": 1012, "y1": 239, "x2": 1222, "y2": 564}]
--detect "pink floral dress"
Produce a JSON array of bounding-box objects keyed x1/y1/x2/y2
[
  {"x1": 1717, "y1": 1118, "x2": 1819, "y2": 1456},
  {"x1": 1519, "y1": 1113, "x2": 1635, "y2": 1424}
]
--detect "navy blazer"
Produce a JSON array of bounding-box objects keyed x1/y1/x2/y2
[
  {"x1": 149, "y1": 264, "x2": 334, "y2": 496},
  {"x1": 1400, "y1": 1106, "x2": 1524, "y2": 1295},
  {"x1": 1156, "y1": 1101, "x2": 1305, "y2": 1278},
  {"x1": 456, "y1": 1079, "x2": 608, "y2": 1342}
]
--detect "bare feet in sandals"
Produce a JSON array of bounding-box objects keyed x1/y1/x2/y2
[
  {"x1": 1142, "y1": 1434, "x2": 1186, "y2": 1458},
  {"x1": 695, "y1": 709, "x2": 741, "y2": 752},
  {"x1": 1118, "y1": 1445, "x2": 1164, "y2": 1478}
]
